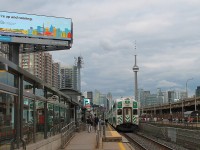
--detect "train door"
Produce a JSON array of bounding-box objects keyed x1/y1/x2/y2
[{"x1": 123, "y1": 107, "x2": 132, "y2": 123}]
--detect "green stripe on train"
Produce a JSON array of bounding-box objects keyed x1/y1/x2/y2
[
  {"x1": 117, "y1": 116, "x2": 123, "y2": 124},
  {"x1": 132, "y1": 116, "x2": 137, "y2": 123},
  {"x1": 125, "y1": 115, "x2": 130, "y2": 122}
]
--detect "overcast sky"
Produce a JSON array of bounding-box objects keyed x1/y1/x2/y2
[{"x1": 1, "y1": 0, "x2": 200, "y2": 98}]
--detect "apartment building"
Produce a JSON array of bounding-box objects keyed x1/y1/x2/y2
[{"x1": 60, "y1": 66, "x2": 78, "y2": 90}]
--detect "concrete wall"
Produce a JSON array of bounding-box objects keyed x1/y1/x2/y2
[{"x1": 139, "y1": 123, "x2": 200, "y2": 150}]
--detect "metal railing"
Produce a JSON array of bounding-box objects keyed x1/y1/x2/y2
[
  {"x1": 60, "y1": 121, "x2": 76, "y2": 149},
  {"x1": 10, "y1": 138, "x2": 26, "y2": 150},
  {"x1": 76, "y1": 121, "x2": 86, "y2": 132},
  {"x1": 96, "y1": 122, "x2": 104, "y2": 149}
]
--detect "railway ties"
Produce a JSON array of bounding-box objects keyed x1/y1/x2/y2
[{"x1": 123, "y1": 132, "x2": 174, "y2": 150}]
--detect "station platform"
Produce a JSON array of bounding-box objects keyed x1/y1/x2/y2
[{"x1": 62, "y1": 124, "x2": 134, "y2": 150}]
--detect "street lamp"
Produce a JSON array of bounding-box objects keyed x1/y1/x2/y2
[
  {"x1": 182, "y1": 100, "x2": 185, "y2": 122},
  {"x1": 197, "y1": 113, "x2": 199, "y2": 126},
  {"x1": 186, "y1": 78, "x2": 193, "y2": 98}
]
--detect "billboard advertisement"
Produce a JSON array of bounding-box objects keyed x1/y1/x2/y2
[{"x1": 0, "y1": 11, "x2": 72, "y2": 41}]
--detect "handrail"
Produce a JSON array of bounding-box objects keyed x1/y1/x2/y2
[
  {"x1": 60, "y1": 121, "x2": 76, "y2": 149},
  {"x1": 10, "y1": 138, "x2": 26, "y2": 150},
  {"x1": 48, "y1": 122, "x2": 65, "y2": 137},
  {"x1": 96, "y1": 122, "x2": 101, "y2": 149}
]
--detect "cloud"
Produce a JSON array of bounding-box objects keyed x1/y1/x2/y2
[
  {"x1": 156, "y1": 80, "x2": 180, "y2": 88},
  {"x1": 1, "y1": 0, "x2": 200, "y2": 98}
]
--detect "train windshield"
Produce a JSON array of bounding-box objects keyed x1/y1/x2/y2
[
  {"x1": 117, "y1": 109, "x2": 122, "y2": 115},
  {"x1": 133, "y1": 109, "x2": 137, "y2": 115},
  {"x1": 123, "y1": 107, "x2": 132, "y2": 123},
  {"x1": 124, "y1": 108, "x2": 131, "y2": 116}
]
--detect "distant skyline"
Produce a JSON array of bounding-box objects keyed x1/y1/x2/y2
[{"x1": 0, "y1": 0, "x2": 200, "y2": 98}]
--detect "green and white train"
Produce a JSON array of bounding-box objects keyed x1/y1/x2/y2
[{"x1": 107, "y1": 97, "x2": 139, "y2": 132}]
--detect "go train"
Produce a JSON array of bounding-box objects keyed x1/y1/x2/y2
[{"x1": 107, "y1": 97, "x2": 139, "y2": 132}]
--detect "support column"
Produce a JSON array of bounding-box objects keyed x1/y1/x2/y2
[
  {"x1": 33, "y1": 85, "x2": 36, "y2": 143},
  {"x1": 19, "y1": 74, "x2": 24, "y2": 140},
  {"x1": 58, "y1": 96, "x2": 61, "y2": 132},
  {"x1": 44, "y1": 89, "x2": 48, "y2": 139},
  {"x1": 14, "y1": 85, "x2": 20, "y2": 148},
  {"x1": 9, "y1": 43, "x2": 20, "y2": 65},
  {"x1": 75, "y1": 105, "x2": 77, "y2": 126}
]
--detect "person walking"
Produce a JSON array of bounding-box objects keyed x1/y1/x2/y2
[
  {"x1": 94, "y1": 114, "x2": 99, "y2": 132},
  {"x1": 105, "y1": 118, "x2": 108, "y2": 127},
  {"x1": 86, "y1": 116, "x2": 92, "y2": 133}
]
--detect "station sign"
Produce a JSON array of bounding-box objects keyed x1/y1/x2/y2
[
  {"x1": 0, "y1": 11, "x2": 73, "y2": 46},
  {"x1": 83, "y1": 98, "x2": 91, "y2": 111}
]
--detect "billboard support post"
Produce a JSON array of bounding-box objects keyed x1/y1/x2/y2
[{"x1": 7, "y1": 43, "x2": 19, "y2": 64}]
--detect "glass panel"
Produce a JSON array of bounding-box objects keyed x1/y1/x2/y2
[
  {"x1": 23, "y1": 98, "x2": 34, "y2": 144},
  {"x1": 47, "y1": 103, "x2": 53, "y2": 132},
  {"x1": 133, "y1": 109, "x2": 137, "y2": 115},
  {"x1": 35, "y1": 100, "x2": 44, "y2": 142},
  {"x1": 0, "y1": 72, "x2": 17, "y2": 87},
  {"x1": 117, "y1": 109, "x2": 122, "y2": 115},
  {"x1": 60, "y1": 107, "x2": 65, "y2": 127},
  {"x1": 125, "y1": 108, "x2": 131, "y2": 115},
  {"x1": 35, "y1": 88, "x2": 44, "y2": 97},
  {"x1": 0, "y1": 92, "x2": 15, "y2": 149},
  {"x1": 23, "y1": 81, "x2": 33, "y2": 94},
  {"x1": 54, "y1": 105, "x2": 59, "y2": 125},
  {"x1": 65, "y1": 103, "x2": 70, "y2": 124}
]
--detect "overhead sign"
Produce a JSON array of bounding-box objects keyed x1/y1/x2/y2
[
  {"x1": 0, "y1": 11, "x2": 72, "y2": 42},
  {"x1": 84, "y1": 98, "x2": 91, "y2": 111}
]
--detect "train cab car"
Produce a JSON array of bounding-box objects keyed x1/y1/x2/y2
[{"x1": 108, "y1": 97, "x2": 139, "y2": 132}]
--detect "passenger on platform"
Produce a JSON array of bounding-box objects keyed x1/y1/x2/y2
[
  {"x1": 94, "y1": 114, "x2": 99, "y2": 131},
  {"x1": 105, "y1": 118, "x2": 108, "y2": 127},
  {"x1": 86, "y1": 116, "x2": 92, "y2": 133}
]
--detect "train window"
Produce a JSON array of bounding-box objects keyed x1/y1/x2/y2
[
  {"x1": 133, "y1": 109, "x2": 137, "y2": 115},
  {"x1": 124, "y1": 108, "x2": 131, "y2": 115},
  {"x1": 117, "y1": 109, "x2": 122, "y2": 115}
]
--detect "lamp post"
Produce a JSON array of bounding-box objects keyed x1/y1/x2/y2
[
  {"x1": 197, "y1": 113, "x2": 199, "y2": 127},
  {"x1": 195, "y1": 94, "x2": 197, "y2": 111},
  {"x1": 186, "y1": 78, "x2": 193, "y2": 98},
  {"x1": 182, "y1": 100, "x2": 185, "y2": 122}
]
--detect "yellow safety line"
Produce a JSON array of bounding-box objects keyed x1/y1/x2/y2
[{"x1": 118, "y1": 142, "x2": 126, "y2": 150}]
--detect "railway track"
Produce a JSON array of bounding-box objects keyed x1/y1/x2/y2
[{"x1": 122, "y1": 132, "x2": 174, "y2": 150}]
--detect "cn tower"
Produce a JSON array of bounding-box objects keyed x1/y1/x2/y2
[{"x1": 132, "y1": 44, "x2": 139, "y2": 102}]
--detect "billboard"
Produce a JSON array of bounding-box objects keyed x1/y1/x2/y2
[{"x1": 0, "y1": 11, "x2": 72, "y2": 41}]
